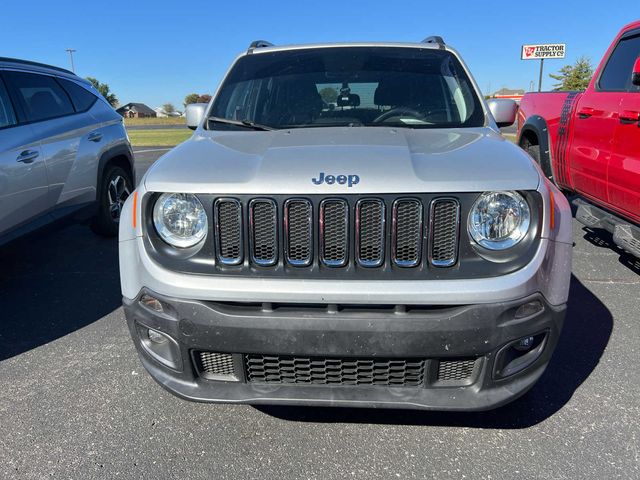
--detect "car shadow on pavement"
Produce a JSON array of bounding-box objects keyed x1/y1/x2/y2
[
  {"x1": 581, "y1": 227, "x2": 640, "y2": 275},
  {"x1": 0, "y1": 224, "x2": 121, "y2": 361},
  {"x1": 258, "y1": 275, "x2": 612, "y2": 428}
]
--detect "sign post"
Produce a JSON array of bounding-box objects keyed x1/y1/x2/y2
[{"x1": 521, "y1": 43, "x2": 566, "y2": 92}]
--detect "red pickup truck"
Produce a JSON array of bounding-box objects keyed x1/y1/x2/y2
[{"x1": 517, "y1": 20, "x2": 640, "y2": 258}]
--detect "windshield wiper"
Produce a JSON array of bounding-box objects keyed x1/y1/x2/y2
[{"x1": 208, "y1": 116, "x2": 276, "y2": 131}]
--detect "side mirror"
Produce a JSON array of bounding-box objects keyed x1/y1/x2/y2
[
  {"x1": 185, "y1": 103, "x2": 208, "y2": 130},
  {"x1": 487, "y1": 98, "x2": 518, "y2": 128},
  {"x1": 632, "y1": 57, "x2": 640, "y2": 86}
]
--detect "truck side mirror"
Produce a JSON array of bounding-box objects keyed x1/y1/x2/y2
[
  {"x1": 632, "y1": 57, "x2": 640, "y2": 86},
  {"x1": 185, "y1": 103, "x2": 209, "y2": 130},
  {"x1": 487, "y1": 98, "x2": 518, "y2": 128}
]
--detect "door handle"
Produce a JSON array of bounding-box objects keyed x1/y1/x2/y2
[
  {"x1": 87, "y1": 131, "x2": 103, "y2": 142},
  {"x1": 16, "y1": 150, "x2": 39, "y2": 164},
  {"x1": 619, "y1": 110, "x2": 640, "y2": 124},
  {"x1": 578, "y1": 107, "x2": 597, "y2": 119}
]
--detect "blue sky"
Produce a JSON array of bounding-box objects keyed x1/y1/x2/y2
[{"x1": 1, "y1": 0, "x2": 637, "y2": 109}]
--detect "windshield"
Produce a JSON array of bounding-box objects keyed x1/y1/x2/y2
[{"x1": 209, "y1": 46, "x2": 485, "y2": 130}]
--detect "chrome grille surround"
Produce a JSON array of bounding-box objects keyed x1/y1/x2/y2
[
  {"x1": 391, "y1": 198, "x2": 423, "y2": 267},
  {"x1": 214, "y1": 198, "x2": 243, "y2": 265},
  {"x1": 249, "y1": 198, "x2": 277, "y2": 266},
  {"x1": 355, "y1": 198, "x2": 386, "y2": 267},
  {"x1": 284, "y1": 199, "x2": 313, "y2": 266},
  {"x1": 429, "y1": 198, "x2": 460, "y2": 267},
  {"x1": 319, "y1": 199, "x2": 349, "y2": 267}
]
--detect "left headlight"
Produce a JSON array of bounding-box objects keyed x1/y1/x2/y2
[
  {"x1": 468, "y1": 191, "x2": 531, "y2": 250},
  {"x1": 153, "y1": 193, "x2": 208, "y2": 248}
]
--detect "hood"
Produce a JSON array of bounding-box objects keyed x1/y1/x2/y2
[{"x1": 144, "y1": 127, "x2": 540, "y2": 194}]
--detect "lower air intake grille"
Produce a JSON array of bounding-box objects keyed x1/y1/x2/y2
[
  {"x1": 430, "y1": 199, "x2": 460, "y2": 267},
  {"x1": 197, "y1": 352, "x2": 238, "y2": 380},
  {"x1": 245, "y1": 354, "x2": 426, "y2": 387},
  {"x1": 437, "y1": 358, "x2": 477, "y2": 382}
]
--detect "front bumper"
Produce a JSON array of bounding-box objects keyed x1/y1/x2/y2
[{"x1": 124, "y1": 290, "x2": 565, "y2": 411}]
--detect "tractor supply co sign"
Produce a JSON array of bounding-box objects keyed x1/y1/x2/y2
[{"x1": 521, "y1": 44, "x2": 566, "y2": 60}]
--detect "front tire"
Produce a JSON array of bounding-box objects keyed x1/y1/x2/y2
[{"x1": 91, "y1": 165, "x2": 133, "y2": 237}]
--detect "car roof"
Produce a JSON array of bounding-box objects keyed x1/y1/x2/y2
[{"x1": 0, "y1": 57, "x2": 90, "y2": 85}]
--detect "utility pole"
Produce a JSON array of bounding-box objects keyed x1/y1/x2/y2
[
  {"x1": 65, "y1": 49, "x2": 76, "y2": 73},
  {"x1": 538, "y1": 58, "x2": 544, "y2": 92}
]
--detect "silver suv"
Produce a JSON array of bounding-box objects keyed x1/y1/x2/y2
[
  {"x1": 0, "y1": 58, "x2": 134, "y2": 245},
  {"x1": 119, "y1": 38, "x2": 573, "y2": 410}
]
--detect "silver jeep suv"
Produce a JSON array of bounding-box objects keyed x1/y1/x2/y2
[
  {"x1": 0, "y1": 58, "x2": 134, "y2": 245},
  {"x1": 119, "y1": 38, "x2": 573, "y2": 410}
]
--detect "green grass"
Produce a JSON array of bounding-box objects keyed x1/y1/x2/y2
[
  {"x1": 124, "y1": 116, "x2": 186, "y2": 126},
  {"x1": 128, "y1": 129, "x2": 192, "y2": 147}
]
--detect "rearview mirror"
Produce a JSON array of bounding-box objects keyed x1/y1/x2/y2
[
  {"x1": 632, "y1": 57, "x2": 640, "y2": 86},
  {"x1": 185, "y1": 103, "x2": 208, "y2": 130},
  {"x1": 487, "y1": 98, "x2": 518, "y2": 128}
]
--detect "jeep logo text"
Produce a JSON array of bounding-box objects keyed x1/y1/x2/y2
[{"x1": 312, "y1": 172, "x2": 360, "y2": 187}]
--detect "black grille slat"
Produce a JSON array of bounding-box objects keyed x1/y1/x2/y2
[
  {"x1": 285, "y1": 200, "x2": 312, "y2": 266},
  {"x1": 356, "y1": 199, "x2": 385, "y2": 267},
  {"x1": 215, "y1": 199, "x2": 243, "y2": 265},
  {"x1": 245, "y1": 354, "x2": 426, "y2": 387},
  {"x1": 250, "y1": 200, "x2": 277, "y2": 266},
  {"x1": 320, "y1": 199, "x2": 349, "y2": 267},
  {"x1": 430, "y1": 199, "x2": 460, "y2": 267},
  {"x1": 392, "y1": 199, "x2": 423, "y2": 267}
]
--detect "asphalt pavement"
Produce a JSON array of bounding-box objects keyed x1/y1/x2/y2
[{"x1": 0, "y1": 147, "x2": 638, "y2": 479}]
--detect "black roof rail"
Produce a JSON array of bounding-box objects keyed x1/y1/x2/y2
[
  {"x1": 0, "y1": 57, "x2": 76, "y2": 76},
  {"x1": 422, "y1": 36, "x2": 446, "y2": 49},
  {"x1": 247, "y1": 40, "x2": 274, "y2": 53}
]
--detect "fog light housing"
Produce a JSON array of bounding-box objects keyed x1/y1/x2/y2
[
  {"x1": 494, "y1": 332, "x2": 548, "y2": 379},
  {"x1": 136, "y1": 323, "x2": 182, "y2": 371}
]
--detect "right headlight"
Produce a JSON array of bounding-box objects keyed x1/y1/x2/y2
[
  {"x1": 153, "y1": 193, "x2": 208, "y2": 248},
  {"x1": 468, "y1": 191, "x2": 531, "y2": 250}
]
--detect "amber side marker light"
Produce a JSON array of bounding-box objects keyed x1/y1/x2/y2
[{"x1": 132, "y1": 191, "x2": 139, "y2": 229}]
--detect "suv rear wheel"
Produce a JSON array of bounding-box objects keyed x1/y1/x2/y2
[{"x1": 91, "y1": 164, "x2": 133, "y2": 237}]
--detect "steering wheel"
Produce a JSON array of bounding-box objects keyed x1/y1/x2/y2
[{"x1": 373, "y1": 107, "x2": 426, "y2": 123}]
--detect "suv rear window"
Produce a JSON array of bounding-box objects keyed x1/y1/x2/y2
[
  {"x1": 4, "y1": 71, "x2": 74, "y2": 122},
  {"x1": 210, "y1": 46, "x2": 484, "y2": 130},
  {"x1": 58, "y1": 78, "x2": 98, "y2": 112},
  {"x1": 0, "y1": 78, "x2": 17, "y2": 128}
]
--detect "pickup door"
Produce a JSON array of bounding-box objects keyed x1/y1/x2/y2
[{"x1": 606, "y1": 30, "x2": 640, "y2": 223}]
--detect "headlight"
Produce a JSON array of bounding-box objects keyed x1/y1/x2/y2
[
  {"x1": 153, "y1": 193, "x2": 208, "y2": 248},
  {"x1": 468, "y1": 191, "x2": 531, "y2": 250}
]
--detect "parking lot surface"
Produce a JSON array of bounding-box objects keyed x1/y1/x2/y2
[{"x1": 0, "y1": 149, "x2": 638, "y2": 480}]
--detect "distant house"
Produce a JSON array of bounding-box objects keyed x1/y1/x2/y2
[
  {"x1": 492, "y1": 88, "x2": 525, "y2": 102},
  {"x1": 116, "y1": 102, "x2": 157, "y2": 118}
]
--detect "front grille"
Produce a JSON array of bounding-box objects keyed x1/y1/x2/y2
[
  {"x1": 249, "y1": 199, "x2": 277, "y2": 266},
  {"x1": 245, "y1": 354, "x2": 426, "y2": 387},
  {"x1": 320, "y1": 199, "x2": 349, "y2": 267},
  {"x1": 284, "y1": 199, "x2": 313, "y2": 266},
  {"x1": 210, "y1": 195, "x2": 462, "y2": 271},
  {"x1": 215, "y1": 199, "x2": 243, "y2": 265},
  {"x1": 392, "y1": 199, "x2": 423, "y2": 267},
  {"x1": 356, "y1": 199, "x2": 385, "y2": 267},
  {"x1": 430, "y1": 199, "x2": 460, "y2": 267}
]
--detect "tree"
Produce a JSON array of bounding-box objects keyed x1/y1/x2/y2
[
  {"x1": 549, "y1": 57, "x2": 594, "y2": 91},
  {"x1": 86, "y1": 77, "x2": 118, "y2": 107},
  {"x1": 184, "y1": 93, "x2": 212, "y2": 106},
  {"x1": 184, "y1": 93, "x2": 199, "y2": 106},
  {"x1": 319, "y1": 87, "x2": 338, "y2": 104},
  {"x1": 162, "y1": 103, "x2": 176, "y2": 115}
]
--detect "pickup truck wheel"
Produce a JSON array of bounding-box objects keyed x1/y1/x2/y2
[{"x1": 91, "y1": 165, "x2": 133, "y2": 237}]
